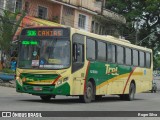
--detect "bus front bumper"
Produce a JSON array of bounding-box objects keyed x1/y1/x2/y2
[{"x1": 16, "y1": 81, "x2": 70, "y2": 95}]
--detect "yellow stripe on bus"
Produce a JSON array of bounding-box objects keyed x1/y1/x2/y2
[{"x1": 96, "y1": 72, "x2": 143, "y2": 90}]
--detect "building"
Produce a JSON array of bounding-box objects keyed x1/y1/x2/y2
[
  {"x1": 0, "y1": 0, "x2": 15, "y2": 14},
  {"x1": 0, "y1": 0, "x2": 126, "y2": 37}
]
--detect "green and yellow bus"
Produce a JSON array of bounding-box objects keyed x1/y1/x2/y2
[{"x1": 16, "y1": 26, "x2": 153, "y2": 103}]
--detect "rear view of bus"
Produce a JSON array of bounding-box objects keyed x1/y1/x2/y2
[{"x1": 16, "y1": 27, "x2": 71, "y2": 101}]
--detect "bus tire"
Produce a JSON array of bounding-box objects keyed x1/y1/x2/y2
[
  {"x1": 126, "y1": 82, "x2": 135, "y2": 101},
  {"x1": 79, "y1": 82, "x2": 93, "y2": 103},
  {"x1": 40, "y1": 95, "x2": 52, "y2": 101}
]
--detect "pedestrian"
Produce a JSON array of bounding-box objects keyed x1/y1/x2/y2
[{"x1": 10, "y1": 57, "x2": 17, "y2": 71}]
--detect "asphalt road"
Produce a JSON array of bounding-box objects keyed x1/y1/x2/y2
[{"x1": 0, "y1": 79, "x2": 160, "y2": 120}]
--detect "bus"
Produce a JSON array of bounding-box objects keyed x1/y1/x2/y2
[{"x1": 16, "y1": 26, "x2": 153, "y2": 103}]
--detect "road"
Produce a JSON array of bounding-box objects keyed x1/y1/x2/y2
[
  {"x1": 0, "y1": 80, "x2": 160, "y2": 120},
  {"x1": 0, "y1": 87, "x2": 160, "y2": 111}
]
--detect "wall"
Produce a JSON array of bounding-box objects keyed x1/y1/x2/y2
[
  {"x1": 62, "y1": 0, "x2": 102, "y2": 13},
  {"x1": 74, "y1": 10, "x2": 92, "y2": 32},
  {"x1": 24, "y1": 0, "x2": 61, "y2": 22},
  {"x1": 61, "y1": 6, "x2": 75, "y2": 27}
]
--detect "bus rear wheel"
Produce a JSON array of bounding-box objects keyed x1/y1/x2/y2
[
  {"x1": 126, "y1": 82, "x2": 135, "y2": 101},
  {"x1": 40, "y1": 95, "x2": 52, "y2": 101},
  {"x1": 79, "y1": 82, "x2": 94, "y2": 103}
]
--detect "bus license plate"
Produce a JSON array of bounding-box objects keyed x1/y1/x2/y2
[{"x1": 33, "y1": 86, "x2": 42, "y2": 91}]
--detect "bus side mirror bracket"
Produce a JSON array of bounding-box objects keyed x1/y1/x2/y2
[
  {"x1": 73, "y1": 43, "x2": 82, "y2": 62},
  {"x1": 73, "y1": 43, "x2": 77, "y2": 62}
]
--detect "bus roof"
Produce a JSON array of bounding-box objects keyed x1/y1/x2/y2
[{"x1": 71, "y1": 27, "x2": 152, "y2": 53}]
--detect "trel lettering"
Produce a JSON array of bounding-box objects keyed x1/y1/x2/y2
[{"x1": 105, "y1": 64, "x2": 119, "y2": 75}]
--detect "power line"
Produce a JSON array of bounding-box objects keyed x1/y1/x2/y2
[{"x1": 137, "y1": 31, "x2": 159, "y2": 45}]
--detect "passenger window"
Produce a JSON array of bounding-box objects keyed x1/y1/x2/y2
[
  {"x1": 87, "y1": 38, "x2": 96, "y2": 60},
  {"x1": 97, "y1": 41, "x2": 106, "y2": 61},
  {"x1": 133, "y1": 50, "x2": 138, "y2": 66},
  {"x1": 107, "y1": 44, "x2": 116, "y2": 63},
  {"x1": 125, "y1": 48, "x2": 132, "y2": 65},
  {"x1": 139, "y1": 51, "x2": 145, "y2": 67},
  {"x1": 117, "y1": 46, "x2": 124, "y2": 64},
  {"x1": 146, "y1": 53, "x2": 151, "y2": 68}
]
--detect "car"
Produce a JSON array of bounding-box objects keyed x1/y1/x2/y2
[{"x1": 151, "y1": 80, "x2": 157, "y2": 93}]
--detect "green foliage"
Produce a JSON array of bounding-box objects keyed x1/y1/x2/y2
[
  {"x1": 153, "y1": 55, "x2": 160, "y2": 70},
  {"x1": 1, "y1": 68, "x2": 15, "y2": 74},
  {"x1": 105, "y1": 0, "x2": 160, "y2": 69},
  {"x1": 0, "y1": 10, "x2": 25, "y2": 55}
]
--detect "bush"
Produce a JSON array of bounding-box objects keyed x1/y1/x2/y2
[{"x1": 1, "y1": 68, "x2": 15, "y2": 74}]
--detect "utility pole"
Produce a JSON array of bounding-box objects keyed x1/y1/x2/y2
[
  {"x1": 135, "y1": 19, "x2": 139, "y2": 44},
  {"x1": 101, "y1": 0, "x2": 105, "y2": 15}
]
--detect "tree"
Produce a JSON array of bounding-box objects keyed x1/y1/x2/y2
[
  {"x1": 105, "y1": 0, "x2": 160, "y2": 69},
  {"x1": 0, "y1": 10, "x2": 25, "y2": 68}
]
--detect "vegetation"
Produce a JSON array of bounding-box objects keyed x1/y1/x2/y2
[
  {"x1": 105, "y1": 0, "x2": 160, "y2": 69},
  {"x1": 0, "y1": 10, "x2": 25, "y2": 68},
  {"x1": 1, "y1": 68, "x2": 15, "y2": 74}
]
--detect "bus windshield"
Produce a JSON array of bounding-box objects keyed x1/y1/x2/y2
[{"x1": 18, "y1": 38, "x2": 70, "y2": 69}]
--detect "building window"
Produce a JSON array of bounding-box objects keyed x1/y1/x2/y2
[
  {"x1": 78, "y1": 14, "x2": 86, "y2": 29},
  {"x1": 95, "y1": 22, "x2": 99, "y2": 34},
  {"x1": 16, "y1": 0, "x2": 22, "y2": 11},
  {"x1": 64, "y1": 6, "x2": 74, "y2": 16},
  {"x1": 99, "y1": 25, "x2": 102, "y2": 35},
  {"x1": 24, "y1": 1, "x2": 29, "y2": 13},
  {"x1": 102, "y1": 27, "x2": 105, "y2": 35},
  {"x1": 91, "y1": 21, "x2": 95, "y2": 33},
  {"x1": 38, "y1": 6, "x2": 47, "y2": 19}
]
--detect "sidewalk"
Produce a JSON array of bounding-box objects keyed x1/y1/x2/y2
[
  {"x1": 0, "y1": 79, "x2": 16, "y2": 88},
  {"x1": 0, "y1": 71, "x2": 16, "y2": 88}
]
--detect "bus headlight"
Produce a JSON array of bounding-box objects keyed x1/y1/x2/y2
[
  {"x1": 22, "y1": 77, "x2": 26, "y2": 82},
  {"x1": 57, "y1": 77, "x2": 69, "y2": 85},
  {"x1": 63, "y1": 77, "x2": 69, "y2": 82},
  {"x1": 57, "y1": 79, "x2": 63, "y2": 85}
]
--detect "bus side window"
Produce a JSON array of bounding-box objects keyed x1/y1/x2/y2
[{"x1": 72, "y1": 34, "x2": 85, "y2": 73}]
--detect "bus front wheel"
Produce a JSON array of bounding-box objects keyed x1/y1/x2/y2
[
  {"x1": 40, "y1": 95, "x2": 52, "y2": 101},
  {"x1": 79, "y1": 82, "x2": 94, "y2": 103}
]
